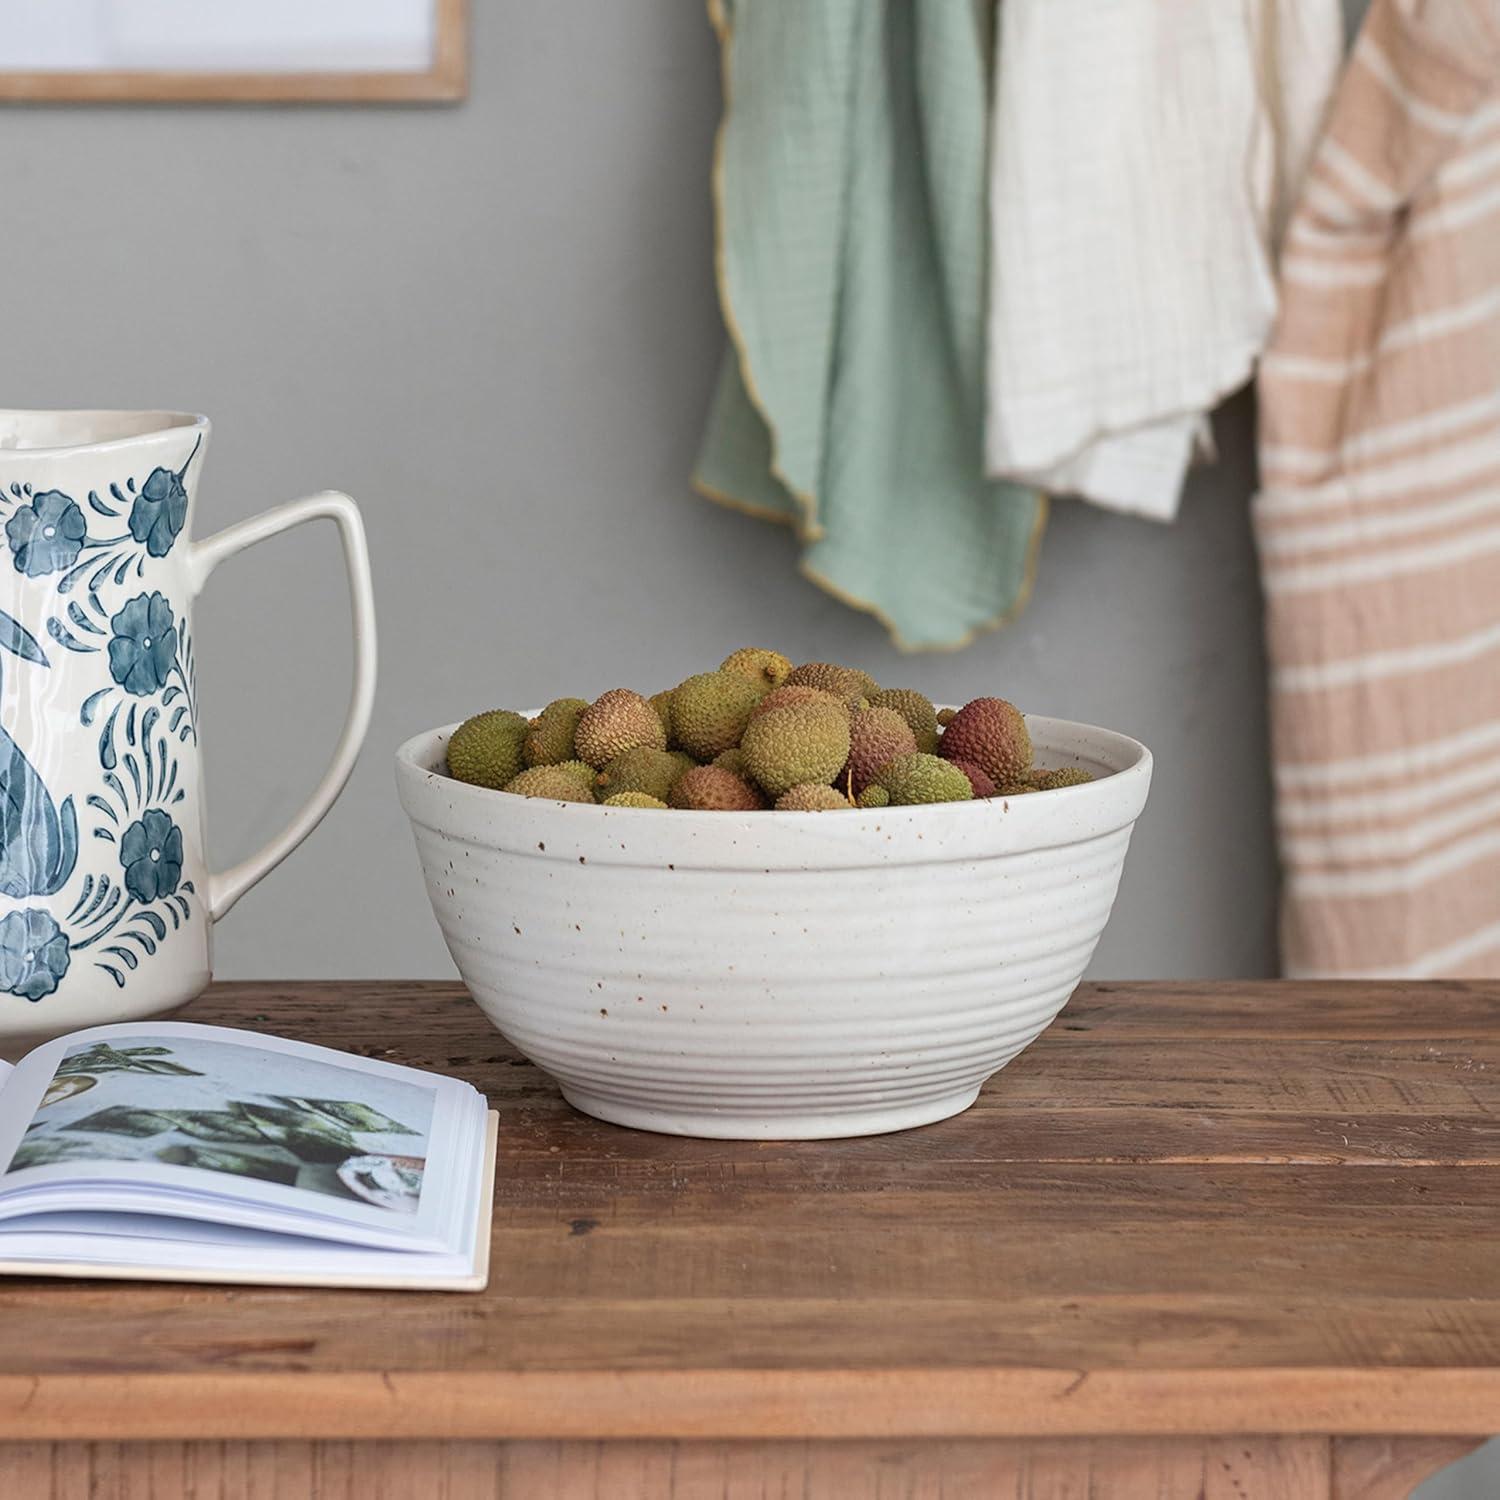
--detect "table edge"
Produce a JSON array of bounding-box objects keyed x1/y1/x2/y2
[{"x1": 2, "y1": 1368, "x2": 1498, "y2": 1441}]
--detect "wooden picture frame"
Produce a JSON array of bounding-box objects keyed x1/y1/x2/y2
[{"x1": 0, "y1": 0, "x2": 467, "y2": 104}]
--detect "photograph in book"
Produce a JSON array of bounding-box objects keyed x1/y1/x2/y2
[{"x1": 5, "y1": 1036, "x2": 435, "y2": 1213}]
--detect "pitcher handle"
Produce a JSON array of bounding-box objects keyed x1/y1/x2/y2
[{"x1": 189, "y1": 491, "x2": 377, "y2": 922}]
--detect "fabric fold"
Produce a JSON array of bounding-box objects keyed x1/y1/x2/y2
[
  {"x1": 1255, "y1": 0, "x2": 1500, "y2": 979},
  {"x1": 694, "y1": 0, "x2": 1045, "y2": 652},
  {"x1": 985, "y1": 0, "x2": 1343, "y2": 521}
]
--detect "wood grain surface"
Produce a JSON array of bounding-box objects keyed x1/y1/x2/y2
[
  {"x1": 15, "y1": 1434, "x2": 1465, "y2": 1498},
  {"x1": 0, "y1": 980, "x2": 1496, "y2": 1448}
]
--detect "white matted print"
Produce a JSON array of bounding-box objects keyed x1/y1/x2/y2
[{"x1": 0, "y1": 0, "x2": 466, "y2": 103}]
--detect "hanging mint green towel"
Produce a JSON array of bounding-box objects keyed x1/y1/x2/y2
[{"x1": 695, "y1": 0, "x2": 1046, "y2": 652}]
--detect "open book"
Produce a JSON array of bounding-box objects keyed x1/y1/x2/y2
[{"x1": 0, "y1": 1021, "x2": 495, "y2": 1290}]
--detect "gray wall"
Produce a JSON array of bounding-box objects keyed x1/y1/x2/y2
[
  {"x1": 2, "y1": 0, "x2": 1277, "y2": 981},
  {"x1": 17, "y1": 8, "x2": 1491, "y2": 1493}
]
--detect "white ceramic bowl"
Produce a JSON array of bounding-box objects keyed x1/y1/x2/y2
[{"x1": 396, "y1": 715, "x2": 1151, "y2": 1139}]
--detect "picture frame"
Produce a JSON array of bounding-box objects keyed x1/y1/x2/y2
[{"x1": 0, "y1": 0, "x2": 467, "y2": 105}]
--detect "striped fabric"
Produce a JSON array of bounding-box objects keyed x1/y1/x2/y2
[{"x1": 1255, "y1": 0, "x2": 1500, "y2": 978}]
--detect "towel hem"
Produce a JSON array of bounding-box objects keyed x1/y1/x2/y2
[
  {"x1": 986, "y1": 347, "x2": 1266, "y2": 480},
  {"x1": 693, "y1": 474, "x2": 1051, "y2": 655}
]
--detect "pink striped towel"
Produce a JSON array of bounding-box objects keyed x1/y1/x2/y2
[{"x1": 1256, "y1": 0, "x2": 1500, "y2": 978}]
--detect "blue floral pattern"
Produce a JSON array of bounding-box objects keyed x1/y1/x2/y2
[
  {"x1": 129, "y1": 465, "x2": 190, "y2": 558},
  {"x1": 0, "y1": 606, "x2": 77, "y2": 903},
  {"x1": 108, "y1": 592, "x2": 177, "y2": 697},
  {"x1": 7, "y1": 491, "x2": 87, "y2": 578},
  {"x1": 68, "y1": 698, "x2": 195, "y2": 987},
  {"x1": 0, "y1": 432, "x2": 203, "y2": 607},
  {"x1": 120, "y1": 809, "x2": 183, "y2": 903},
  {"x1": 0, "y1": 436, "x2": 206, "y2": 1003},
  {"x1": 0, "y1": 908, "x2": 71, "y2": 1001}
]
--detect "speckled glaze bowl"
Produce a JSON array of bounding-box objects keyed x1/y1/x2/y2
[{"x1": 396, "y1": 715, "x2": 1151, "y2": 1139}]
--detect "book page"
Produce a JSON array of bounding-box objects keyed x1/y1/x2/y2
[{"x1": 0, "y1": 1023, "x2": 475, "y2": 1248}]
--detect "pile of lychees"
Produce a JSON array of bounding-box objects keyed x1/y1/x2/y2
[{"x1": 444, "y1": 649, "x2": 1093, "y2": 810}]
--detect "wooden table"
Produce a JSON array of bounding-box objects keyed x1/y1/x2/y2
[{"x1": 2, "y1": 980, "x2": 1498, "y2": 1498}]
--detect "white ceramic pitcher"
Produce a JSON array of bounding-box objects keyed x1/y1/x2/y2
[{"x1": 0, "y1": 411, "x2": 376, "y2": 1054}]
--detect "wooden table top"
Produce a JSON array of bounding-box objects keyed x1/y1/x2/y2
[{"x1": 2, "y1": 979, "x2": 1499, "y2": 1445}]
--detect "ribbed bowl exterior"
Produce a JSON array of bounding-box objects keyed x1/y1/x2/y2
[{"x1": 397, "y1": 715, "x2": 1151, "y2": 1138}]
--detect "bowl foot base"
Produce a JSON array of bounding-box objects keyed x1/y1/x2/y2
[{"x1": 558, "y1": 1084, "x2": 983, "y2": 1140}]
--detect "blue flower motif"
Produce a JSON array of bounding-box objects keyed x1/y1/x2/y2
[
  {"x1": 120, "y1": 809, "x2": 183, "y2": 903},
  {"x1": 129, "y1": 466, "x2": 189, "y2": 558},
  {"x1": 6, "y1": 490, "x2": 86, "y2": 577},
  {"x1": 0, "y1": 908, "x2": 71, "y2": 1001},
  {"x1": 108, "y1": 592, "x2": 177, "y2": 697}
]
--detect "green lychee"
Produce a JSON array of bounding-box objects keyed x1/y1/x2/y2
[
  {"x1": 446, "y1": 710, "x2": 529, "y2": 789},
  {"x1": 669, "y1": 670, "x2": 764, "y2": 760},
  {"x1": 648, "y1": 690, "x2": 675, "y2": 742},
  {"x1": 594, "y1": 747, "x2": 695, "y2": 803},
  {"x1": 875, "y1": 752, "x2": 973, "y2": 805},
  {"x1": 523, "y1": 698, "x2": 589, "y2": 768},
  {"x1": 740, "y1": 701, "x2": 851, "y2": 798},
  {"x1": 719, "y1": 647, "x2": 793, "y2": 691},
  {"x1": 1031, "y1": 766, "x2": 1095, "y2": 790},
  {"x1": 550, "y1": 760, "x2": 598, "y2": 793},
  {"x1": 503, "y1": 765, "x2": 596, "y2": 802},
  {"x1": 775, "y1": 783, "x2": 851, "y2": 811}
]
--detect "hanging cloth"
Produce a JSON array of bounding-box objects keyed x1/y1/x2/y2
[
  {"x1": 985, "y1": 0, "x2": 1343, "y2": 520},
  {"x1": 694, "y1": 0, "x2": 1045, "y2": 652},
  {"x1": 1256, "y1": 0, "x2": 1500, "y2": 976}
]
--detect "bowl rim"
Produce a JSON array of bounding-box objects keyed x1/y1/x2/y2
[{"x1": 395, "y1": 712, "x2": 1152, "y2": 850}]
